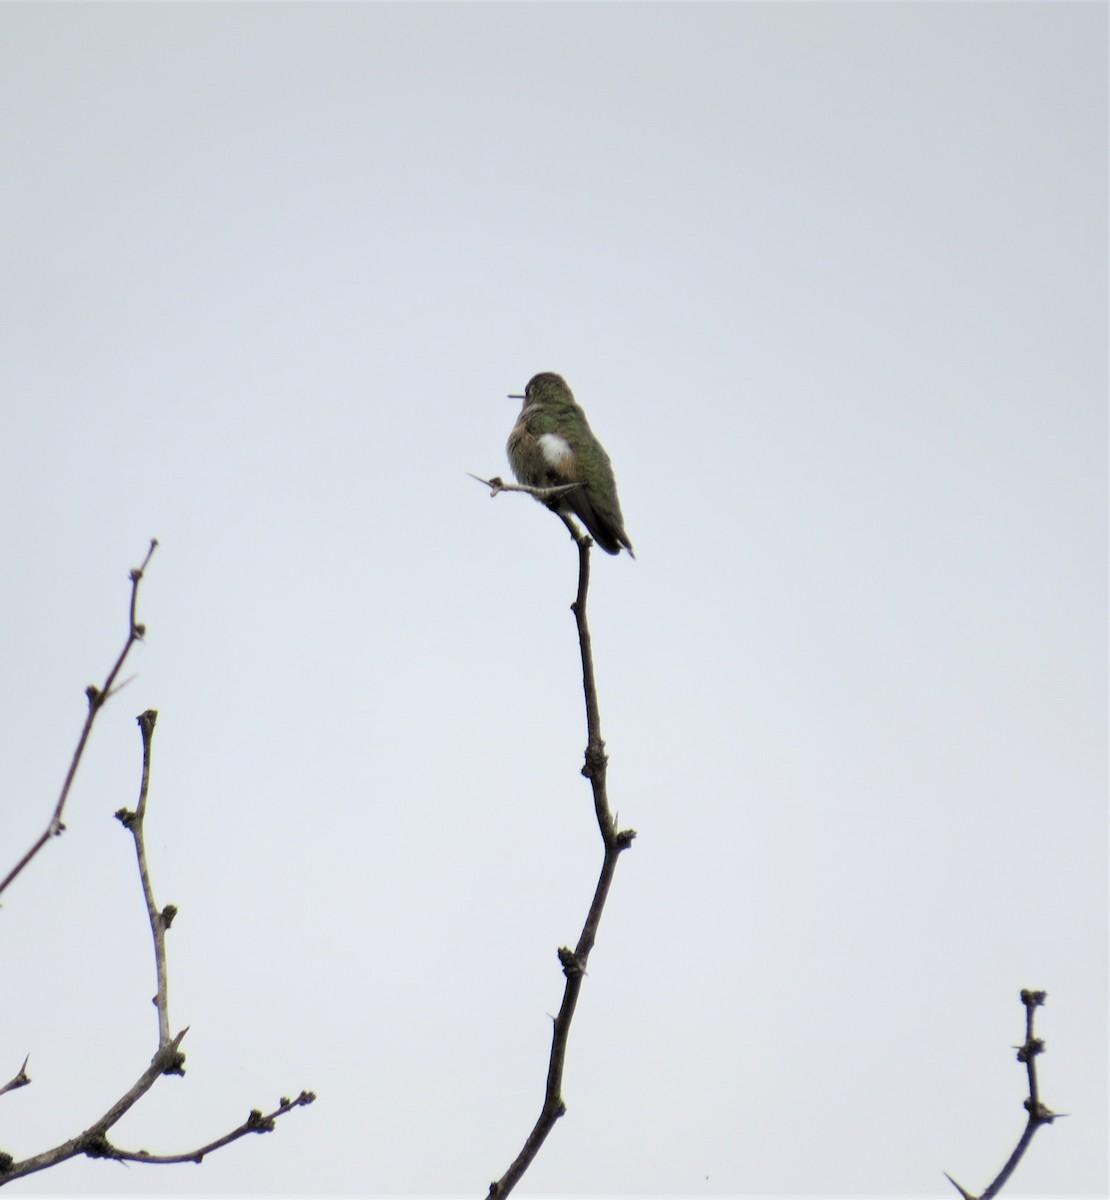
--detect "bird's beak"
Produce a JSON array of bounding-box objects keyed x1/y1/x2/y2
[{"x1": 508, "y1": 393, "x2": 524, "y2": 400}]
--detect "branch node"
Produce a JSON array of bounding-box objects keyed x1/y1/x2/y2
[
  {"x1": 115, "y1": 807, "x2": 137, "y2": 828},
  {"x1": 154, "y1": 1031, "x2": 188, "y2": 1076},
  {"x1": 161, "y1": 903, "x2": 178, "y2": 928},
  {"x1": 160, "y1": 1051, "x2": 186, "y2": 1077},
  {"x1": 82, "y1": 1132, "x2": 117, "y2": 1160},
  {"x1": 246, "y1": 1108, "x2": 276, "y2": 1133},
  {"x1": 1015, "y1": 1037, "x2": 1044, "y2": 1062},
  {"x1": 1024, "y1": 1098, "x2": 1056, "y2": 1124},
  {"x1": 85, "y1": 684, "x2": 102, "y2": 709},
  {"x1": 1021, "y1": 989, "x2": 1047, "y2": 1008},
  {"x1": 581, "y1": 743, "x2": 607, "y2": 779},
  {"x1": 557, "y1": 946, "x2": 585, "y2": 978},
  {"x1": 615, "y1": 827, "x2": 638, "y2": 849}
]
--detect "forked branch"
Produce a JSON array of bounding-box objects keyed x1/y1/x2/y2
[
  {"x1": 0, "y1": 549, "x2": 314, "y2": 1185},
  {"x1": 0, "y1": 538, "x2": 158, "y2": 902}
]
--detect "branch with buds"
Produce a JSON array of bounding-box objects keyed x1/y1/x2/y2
[
  {"x1": 485, "y1": 509, "x2": 636, "y2": 1198},
  {"x1": 0, "y1": 547, "x2": 314, "y2": 1186},
  {"x1": 0, "y1": 539, "x2": 157, "y2": 901},
  {"x1": 944, "y1": 990, "x2": 1059, "y2": 1200}
]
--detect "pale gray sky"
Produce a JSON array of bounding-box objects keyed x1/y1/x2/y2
[{"x1": 0, "y1": 3, "x2": 1105, "y2": 1198}]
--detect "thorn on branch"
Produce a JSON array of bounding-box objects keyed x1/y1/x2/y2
[
  {"x1": 943, "y1": 1171, "x2": 977, "y2": 1200},
  {"x1": 0, "y1": 1054, "x2": 31, "y2": 1098}
]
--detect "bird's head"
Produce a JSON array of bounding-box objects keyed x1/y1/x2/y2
[{"x1": 509, "y1": 372, "x2": 572, "y2": 408}]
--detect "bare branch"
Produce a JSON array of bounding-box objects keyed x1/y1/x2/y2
[
  {"x1": 114, "y1": 709, "x2": 174, "y2": 1049},
  {"x1": 0, "y1": 538, "x2": 158, "y2": 902},
  {"x1": 945, "y1": 990, "x2": 1058, "y2": 1200},
  {"x1": 487, "y1": 526, "x2": 636, "y2": 1198},
  {"x1": 0, "y1": 574, "x2": 315, "y2": 1187},
  {"x1": 65, "y1": 1091, "x2": 317, "y2": 1167}
]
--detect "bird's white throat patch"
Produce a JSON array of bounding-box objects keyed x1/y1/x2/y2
[{"x1": 538, "y1": 432, "x2": 573, "y2": 465}]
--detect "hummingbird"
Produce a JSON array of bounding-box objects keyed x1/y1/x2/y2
[{"x1": 507, "y1": 372, "x2": 634, "y2": 556}]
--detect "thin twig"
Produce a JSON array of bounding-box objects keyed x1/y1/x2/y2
[
  {"x1": 468, "y1": 472, "x2": 583, "y2": 503},
  {"x1": 0, "y1": 1058, "x2": 30, "y2": 1100},
  {"x1": 487, "y1": 518, "x2": 636, "y2": 1199},
  {"x1": 115, "y1": 710, "x2": 174, "y2": 1049},
  {"x1": 945, "y1": 990, "x2": 1058, "y2": 1200},
  {"x1": 0, "y1": 539, "x2": 158, "y2": 903},
  {"x1": 67, "y1": 1091, "x2": 317, "y2": 1167}
]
